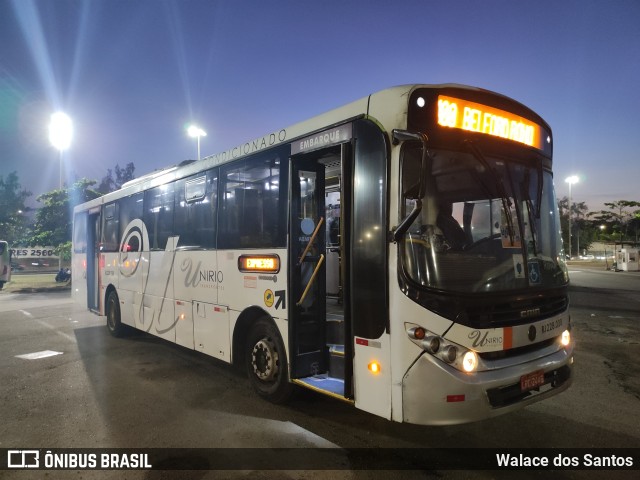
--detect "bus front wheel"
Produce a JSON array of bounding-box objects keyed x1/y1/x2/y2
[
  {"x1": 106, "y1": 291, "x2": 126, "y2": 337},
  {"x1": 245, "y1": 318, "x2": 292, "y2": 404}
]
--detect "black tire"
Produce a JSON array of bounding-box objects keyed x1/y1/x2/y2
[
  {"x1": 245, "y1": 317, "x2": 293, "y2": 404},
  {"x1": 106, "y1": 290, "x2": 126, "y2": 337}
]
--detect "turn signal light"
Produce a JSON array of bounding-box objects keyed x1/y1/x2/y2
[
  {"x1": 368, "y1": 361, "x2": 381, "y2": 374},
  {"x1": 410, "y1": 327, "x2": 426, "y2": 340}
]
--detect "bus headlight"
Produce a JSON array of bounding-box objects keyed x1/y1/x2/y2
[
  {"x1": 405, "y1": 323, "x2": 482, "y2": 373},
  {"x1": 561, "y1": 329, "x2": 571, "y2": 347},
  {"x1": 462, "y1": 351, "x2": 479, "y2": 372}
]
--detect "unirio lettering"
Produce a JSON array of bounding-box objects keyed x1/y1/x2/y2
[
  {"x1": 181, "y1": 258, "x2": 223, "y2": 288},
  {"x1": 468, "y1": 330, "x2": 503, "y2": 348},
  {"x1": 199, "y1": 270, "x2": 223, "y2": 283}
]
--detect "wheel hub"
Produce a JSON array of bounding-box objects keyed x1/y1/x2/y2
[{"x1": 251, "y1": 338, "x2": 279, "y2": 381}]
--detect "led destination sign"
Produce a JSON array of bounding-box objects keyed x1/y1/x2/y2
[
  {"x1": 238, "y1": 254, "x2": 280, "y2": 273},
  {"x1": 437, "y1": 95, "x2": 544, "y2": 150}
]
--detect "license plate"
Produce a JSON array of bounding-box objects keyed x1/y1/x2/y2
[{"x1": 520, "y1": 370, "x2": 545, "y2": 391}]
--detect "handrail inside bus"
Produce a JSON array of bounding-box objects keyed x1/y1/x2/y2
[{"x1": 296, "y1": 253, "x2": 325, "y2": 307}]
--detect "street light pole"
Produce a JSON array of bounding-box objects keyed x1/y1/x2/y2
[
  {"x1": 49, "y1": 112, "x2": 73, "y2": 270},
  {"x1": 187, "y1": 125, "x2": 207, "y2": 160},
  {"x1": 565, "y1": 175, "x2": 579, "y2": 259},
  {"x1": 58, "y1": 150, "x2": 63, "y2": 191},
  {"x1": 49, "y1": 112, "x2": 73, "y2": 188}
]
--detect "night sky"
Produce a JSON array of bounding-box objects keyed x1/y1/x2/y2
[{"x1": 1, "y1": 0, "x2": 639, "y2": 211}]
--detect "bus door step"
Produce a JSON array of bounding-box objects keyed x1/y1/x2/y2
[{"x1": 295, "y1": 373, "x2": 346, "y2": 400}]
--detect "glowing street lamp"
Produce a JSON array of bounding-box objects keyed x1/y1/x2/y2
[
  {"x1": 49, "y1": 112, "x2": 73, "y2": 189},
  {"x1": 187, "y1": 125, "x2": 207, "y2": 160},
  {"x1": 565, "y1": 175, "x2": 579, "y2": 259},
  {"x1": 48, "y1": 111, "x2": 73, "y2": 270}
]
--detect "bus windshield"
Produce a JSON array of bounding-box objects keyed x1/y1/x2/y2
[{"x1": 400, "y1": 145, "x2": 568, "y2": 293}]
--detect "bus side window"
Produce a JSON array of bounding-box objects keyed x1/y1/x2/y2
[
  {"x1": 218, "y1": 149, "x2": 287, "y2": 249},
  {"x1": 101, "y1": 203, "x2": 120, "y2": 252},
  {"x1": 175, "y1": 170, "x2": 218, "y2": 249},
  {"x1": 118, "y1": 193, "x2": 144, "y2": 249},
  {"x1": 73, "y1": 212, "x2": 88, "y2": 253},
  {"x1": 143, "y1": 183, "x2": 175, "y2": 250}
]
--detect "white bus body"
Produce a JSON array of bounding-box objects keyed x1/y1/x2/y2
[{"x1": 73, "y1": 84, "x2": 573, "y2": 425}]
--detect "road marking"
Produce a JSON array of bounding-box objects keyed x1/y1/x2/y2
[
  {"x1": 15, "y1": 350, "x2": 63, "y2": 360},
  {"x1": 35, "y1": 319, "x2": 76, "y2": 343},
  {"x1": 17, "y1": 309, "x2": 77, "y2": 343}
]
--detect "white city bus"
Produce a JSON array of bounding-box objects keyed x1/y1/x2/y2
[{"x1": 72, "y1": 84, "x2": 573, "y2": 425}]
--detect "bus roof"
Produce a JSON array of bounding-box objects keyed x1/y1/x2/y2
[{"x1": 74, "y1": 84, "x2": 547, "y2": 213}]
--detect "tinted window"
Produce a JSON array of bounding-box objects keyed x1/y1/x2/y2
[
  {"x1": 175, "y1": 170, "x2": 218, "y2": 248},
  {"x1": 119, "y1": 193, "x2": 144, "y2": 248},
  {"x1": 352, "y1": 120, "x2": 388, "y2": 338},
  {"x1": 101, "y1": 203, "x2": 119, "y2": 252},
  {"x1": 73, "y1": 212, "x2": 87, "y2": 253},
  {"x1": 144, "y1": 183, "x2": 175, "y2": 250},
  {"x1": 219, "y1": 147, "x2": 288, "y2": 248}
]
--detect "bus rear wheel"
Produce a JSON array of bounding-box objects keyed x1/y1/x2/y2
[
  {"x1": 106, "y1": 291, "x2": 126, "y2": 337},
  {"x1": 245, "y1": 318, "x2": 292, "y2": 404}
]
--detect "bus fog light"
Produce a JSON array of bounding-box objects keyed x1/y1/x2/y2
[
  {"x1": 561, "y1": 329, "x2": 571, "y2": 347},
  {"x1": 462, "y1": 351, "x2": 478, "y2": 372},
  {"x1": 442, "y1": 345, "x2": 457, "y2": 363},
  {"x1": 422, "y1": 336, "x2": 440, "y2": 353}
]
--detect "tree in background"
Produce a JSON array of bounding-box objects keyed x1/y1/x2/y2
[
  {"x1": 0, "y1": 172, "x2": 32, "y2": 244},
  {"x1": 30, "y1": 179, "x2": 101, "y2": 262},
  {"x1": 588, "y1": 200, "x2": 640, "y2": 242},
  {"x1": 23, "y1": 162, "x2": 135, "y2": 260},
  {"x1": 97, "y1": 162, "x2": 136, "y2": 194},
  {"x1": 558, "y1": 196, "x2": 592, "y2": 256}
]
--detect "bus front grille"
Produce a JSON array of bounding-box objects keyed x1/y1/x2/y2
[{"x1": 466, "y1": 295, "x2": 568, "y2": 328}]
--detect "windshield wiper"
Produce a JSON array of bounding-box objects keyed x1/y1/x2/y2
[
  {"x1": 463, "y1": 141, "x2": 515, "y2": 243},
  {"x1": 505, "y1": 163, "x2": 529, "y2": 253},
  {"x1": 524, "y1": 197, "x2": 539, "y2": 256},
  {"x1": 522, "y1": 170, "x2": 539, "y2": 256}
]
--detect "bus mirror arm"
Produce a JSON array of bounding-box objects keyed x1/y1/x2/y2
[
  {"x1": 393, "y1": 199, "x2": 422, "y2": 243},
  {"x1": 392, "y1": 129, "x2": 429, "y2": 242},
  {"x1": 392, "y1": 129, "x2": 429, "y2": 200}
]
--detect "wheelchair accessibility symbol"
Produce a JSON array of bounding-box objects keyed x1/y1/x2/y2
[{"x1": 528, "y1": 261, "x2": 541, "y2": 285}]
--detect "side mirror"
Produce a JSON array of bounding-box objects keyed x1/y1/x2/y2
[{"x1": 393, "y1": 130, "x2": 429, "y2": 199}]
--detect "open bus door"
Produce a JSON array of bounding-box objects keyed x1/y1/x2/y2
[
  {"x1": 289, "y1": 155, "x2": 327, "y2": 378},
  {"x1": 86, "y1": 208, "x2": 101, "y2": 312},
  {"x1": 288, "y1": 139, "x2": 354, "y2": 401}
]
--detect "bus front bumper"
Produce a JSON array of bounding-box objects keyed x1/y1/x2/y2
[{"x1": 401, "y1": 345, "x2": 573, "y2": 426}]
